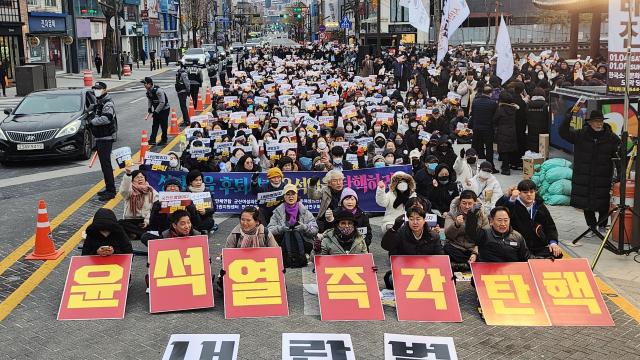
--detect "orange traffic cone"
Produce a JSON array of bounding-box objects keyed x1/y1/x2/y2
[
  {"x1": 204, "y1": 87, "x2": 212, "y2": 106},
  {"x1": 168, "y1": 108, "x2": 180, "y2": 135},
  {"x1": 196, "y1": 91, "x2": 204, "y2": 111},
  {"x1": 26, "y1": 200, "x2": 64, "y2": 260},
  {"x1": 139, "y1": 130, "x2": 149, "y2": 162},
  {"x1": 188, "y1": 97, "x2": 195, "y2": 117}
]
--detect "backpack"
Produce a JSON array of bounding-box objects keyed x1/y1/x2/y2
[{"x1": 280, "y1": 230, "x2": 308, "y2": 268}]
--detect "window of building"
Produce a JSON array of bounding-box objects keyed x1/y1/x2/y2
[
  {"x1": 390, "y1": 0, "x2": 409, "y2": 23},
  {"x1": 45, "y1": 0, "x2": 56, "y2": 7}
]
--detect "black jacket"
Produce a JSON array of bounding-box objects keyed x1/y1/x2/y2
[
  {"x1": 320, "y1": 207, "x2": 373, "y2": 246},
  {"x1": 559, "y1": 112, "x2": 621, "y2": 210},
  {"x1": 526, "y1": 97, "x2": 549, "y2": 151},
  {"x1": 496, "y1": 195, "x2": 558, "y2": 255},
  {"x1": 251, "y1": 181, "x2": 285, "y2": 224},
  {"x1": 465, "y1": 209, "x2": 530, "y2": 262},
  {"x1": 470, "y1": 94, "x2": 497, "y2": 131},
  {"x1": 381, "y1": 223, "x2": 444, "y2": 256},
  {"x1": 147, "y1": 201, "x2": 202, "y2": 234},
  {"x1": 493, "y1": 103, "x2": 519, "y2": 153},
  {"x1": 82, "y1": 209, "x2": 133, "y2": 256}
]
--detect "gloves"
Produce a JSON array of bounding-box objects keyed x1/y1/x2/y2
[
  {"x1": 309, "y1": 177, "x2": 320, "y2": 187},
  {"x1": 471, "y1": 202, "x2": 482, "y2": 215},
  {"x1": 356, "y1": 147, "x2": 365, "y2": 157},
  {"x1": 392, "y1": 216, "x2": 405, "y2": 232},
  {"x1": 148, "y1": 107, "x2": 152, "y2": 114},
  {"x1": 459, "y1": 148, "x2": 465, "y2": 158},
  {"x1": 313, "y1": 237, "x2": 322, "y2": 253},
  {"x1": 295, "y1": 224, "x2": 307, "y2": 232},
  {"x1": 251, "y1": 172, "x2": 260, "y2": 182}
]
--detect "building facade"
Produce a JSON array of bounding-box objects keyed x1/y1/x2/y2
[
  {"x1": 0, "y1": 0, "x2": 28, "y2": 79},
  {"x1": 26, "y1": 0, "x2": 68, "y2": 71}
]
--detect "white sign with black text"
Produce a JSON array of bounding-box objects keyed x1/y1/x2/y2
[
  {"x1": 282, "y1": 333, "x2": 356, "y2": 360},
  {"x1": 161, "y1": 334, "x2": 240, "y2": 360},
  {"x1": 384, "y1": 333, "x2": 458, "y2": 360}
]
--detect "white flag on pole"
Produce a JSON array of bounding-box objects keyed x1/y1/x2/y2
[
  {"x1": 496, "y1": 16, "x2": 514, "y2": 85},
  {"x1": 436, "y1": 0, "x2": 470, "y2": 65},
  {"x1": 399, "y1": 0, "x2": 431, "y2": 34}
]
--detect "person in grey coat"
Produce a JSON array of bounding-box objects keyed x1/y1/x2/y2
[
  {"x1": 90, "y1": 81, "x2": 118, "y2": 201},
  {"x1": 268, "y1": 184, "x2": 319, "y2": 253},
  {"x1": 142, "y1": 76, "x2": 170, "y2": 145}
]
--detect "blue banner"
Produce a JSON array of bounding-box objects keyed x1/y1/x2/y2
[{"x1": 143, "y1": 166, "x2": 411, "y2": 213}]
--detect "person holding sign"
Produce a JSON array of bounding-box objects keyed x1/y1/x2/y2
[
  {"x1": 315, "y1": 209, "x2": 367, "y2": 258},
  {"x1": 225, "y1": 207, "x2": 278, "y2": 248},
  {"x1": 268, "y1": 184, "x2": 319, "y2": 267},
  {"x1": 82, "y1": 208, "x2": 133, "y2": 256},
  {"x1": 162, "y1": 209, "x2": 197, "y2": 238},
  {"x1": 251, "y1": 167, "x2": 285, "y2": 224},
  {"x1": 465, "y1": 206, "x2": 530, "y2": 262},
  {"x1": 186, "y1": 170, "x2": 217, "y2": 233},
  {"x1": 118, "y1": 166, "x2": 158, "y2": 240}
]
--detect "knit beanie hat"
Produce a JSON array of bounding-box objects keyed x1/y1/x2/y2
[
  {"x1": 267, "y1": 167, "x2": 284, "y2": 179},
  {"x1": 340, "y1": 188, "x2": 358, "y2": 204}
]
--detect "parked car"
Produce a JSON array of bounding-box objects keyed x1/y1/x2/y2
[
  {"x1": 180, "y1": 48, "x2": 210, "y2": 67},
  {"x1": 231, "y1": 42, "x2": 244, "y2": 52},
  {"x1": 0, "y1": 88, "x2": 117, "y2": 163}
]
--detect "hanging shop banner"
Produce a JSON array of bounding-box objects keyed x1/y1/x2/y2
[
  {"x1": 144, "y1": 165, "x2": 410, "y2": 213},
  {"x1": 528, "y1": 259, "x2": 614, "y2": 326},
  {"x1": 148, "y1": 236, "x2": 214, "y2": 313},
  {"x1": 471, "y1": 262, "x2": 550, "y2": 326},
  {"x1": 314, "y1": 254, "x2": 384, "y2": 321},
  {"x1": 57, "y1": 254, "x2": 133, "y2": 320},
  {"x1": 383, "y1": 333, "x2": 458, "y2": 360},
  {"x1": 282, "y1": 333, "x2": 356, "y2": 360},
  {"x1": 607, "y1": 0, "x2": 640, "y2": 95},
  {"x1": 390, "y1": 255, "x2": 462, "y2": 322},
  {"x1": 222, "y1": 247, "x2": 289, "y2": 319},
  {"x1": 161, "y1": 334, "x2": 240, "y2": 360}
]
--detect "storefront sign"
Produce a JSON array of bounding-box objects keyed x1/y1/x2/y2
[
  {"x1": 388, "y1": 24, "x2": 417, "y2": 34},
  {"x1": 28, "y1": 12, "x2": 67, "y2": 33},
  {"x1": 528, "y1": 259, "x2": 614, "y2": 326},
  {"x1": 608, "y1": 0, "x2": 640, "y2": 95},
  {"x1": 315, "y1": 254, "x2": 384, "y2": 321},
  {"x1": 471, "y1": 262, "x2": 550, "y2": 326},
  {"x1": 390, "y1": 255, "x2": 462, "y2": 322},
  {"x1": 76, "y1": 18, "x2": 91, "y2": 38},
  {"x1": 148, "y1": 236, "x2": 214, "y2": 313},
  {"x1": 222, "y1": 247, "x2": 289, "y2": 319},
  {"x1": 90, "y1": 21, "x2": 105, "y2": 40},
  {"x1": 57, "y1": 255, "x2": 133, "y2": 320},
  {"x1": 149, "y1": 18, "x2": 161, "y2": 37}
]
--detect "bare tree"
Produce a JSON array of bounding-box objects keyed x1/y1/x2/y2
[
  {"x1": 181, "y1": 0, "x2": 210, "y2": 48},
  {"x1": 98, "y1": 0, "x2": 119, "y2": 78}
]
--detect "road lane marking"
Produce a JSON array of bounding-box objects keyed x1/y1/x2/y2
[
  {"x1": 0, "y1": 164, "x2": 101, "y2": 188},
  {"x1": 130, "y1": 97, "x2": 147, "y2": 104}
]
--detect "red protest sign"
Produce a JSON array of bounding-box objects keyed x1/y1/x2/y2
[
  {"x1": 528, "y1": 258, "x2": 614, "y2": 326},
  {"x1": 222, "y1": 247, "x2": 289, "y2": 319},
  {"x1": 391, "y1": 255, "x2": 462, "y2": 322},
  {"x1": 148, "y1": 236, "x2": 214, "y2": 313},
  {"x1": 57, "y1": 254, "x2": 132, "y2": 320},
  {"x1": 471, "y1": 262, "x2": 550, "y2": 326},
  {"x1": 314, "y1": 254, "x2": 384, "y2": 321}
]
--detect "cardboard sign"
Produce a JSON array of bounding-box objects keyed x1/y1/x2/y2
[
  {"x1": 384, "y1": 333, "x2": 458, "y2": 360},
  {"x1": 282, "y1": 333, "x2": 355, "y2": 360},
  {"x1": 158, "y1": 192, "x2": 193, "y2": 214},
  {"x1": 222, "y1": 247, "x2": 289, "y2": 319},
  {"x1": 471, "y1": 262, "x2": 550, "y2": 326},
  {"x1": 162, "y1": 334, "x2": 239, "y2": 360},
  {"x1": 148, "y1": 236, "x2": 214, "y2": 313},
  {"x1": 391, "y1": 255, "x2": 462, "y2": 322},
  {"x1": 112, "y1": 147, "x2": 132, "y2": 169},
  {"x1": 144, "y1": 152, "x2": 171, "y2": 172},
  {"x1": 58, "y1": 254, "x2": 132, "y2": 320},
  {"x1": 528, "y1": 258, "x2": 614, "y2": 326},
  {"x1": 314, "y1": 254, "x2": 384, "y2": 321}
]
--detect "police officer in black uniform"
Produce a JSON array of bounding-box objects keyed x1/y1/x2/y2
[
  {"x1": 142, "y1": 77, "x2": 170, "y2": 145},
  {"x1": 175, "y1": 63, "x2": 191, "y2": 126},
  {"x1": 90, "y1": 81, "x2": 118, "y2": 201},
  {"x1": 186, "y1": 61, "x2": 203, "y2": 110},
  {"x1": 207, "y1": 57, "x2": 218, "y2": 87},
  {"x1": 219, "y1": 53, "x2": 227, "y2": 86}
]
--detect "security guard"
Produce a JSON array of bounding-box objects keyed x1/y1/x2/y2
[
  {"x1": 175, "y1": 63, "x2": 191, "y2": 126},
  {"x1": 142, "y1": 76, "x2": 170, "y2": 145},
  {"x1": 207, "y1": 58, "x2": 218, "y2": 87},
  {"x1": 186, "y1": 61, "x2": 203, "y2": 110},
  {"x1": 90, "y1": 81, "x2": 117, "y2": 201}
]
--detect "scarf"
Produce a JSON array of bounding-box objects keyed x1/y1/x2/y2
[
  {"x1": 240, "y1": 224, "x2": 263, "y2": 248},
  {"x1": 393, "y1": 190, "x2": 410, "y2": 209},
  {"x1": 285, "y1": 202, "x2": 300, "y2": 226},
  {"x1": 189, "y1": 183, "x2": 206, "y2": 193},
  {"x1": 129, "y1": 182, "x2": 153, "y2": 217}
]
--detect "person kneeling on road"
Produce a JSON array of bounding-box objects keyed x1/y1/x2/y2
[
  {"x1": 496, "y1": 180, "x2": 562, "y2": 259},
  {"x1": 82, "y1": 208, "x2": 133, "y2": 256},
  {"x1": 465, "y1": 205, "x2": 530, "y2": 262},
  {"x1": 444, "y1": 190, "x2": 488, "y2": 270}
]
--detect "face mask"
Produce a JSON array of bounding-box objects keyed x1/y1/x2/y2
[
  {"x1": 411, "y1": 159, "x2": 421, "y2": 168},
  {"x1": 93, "y1": 89, "x2": 103, "y2": 97},
  {"x1": 478, "y1": 170, "x2": 491, "y2": 179},
  {"x1": 438, "y1": 176, "x2": 449, "y2": 184},
  {"x1": 374, "y1": 161, "x2": 385, "y2": 168},
  {"x1": 333, "y1": 157, "x2": 343, "y2": 164},
  {"x1": 397, "y1": 181, "x2": 409, "y2": 192},
  {"x1": 538, "y1": 72, "x2": 545, "y2": 80},
  {"x1": 439, "y1": 146, "x2": 448, "y2": 153},
  {"x1": 427, "y1": 163, "x2": 437, "y2": 173},
  {"x1": 271, "y1": 123, "x2": 278, "y2": 129},
  {"x1": 169, "y1": 159, "x2": 178, "y2": 167},
  {"x1": 375, "y1": 139, "x2": 385, "y2": 147},
  {"x1": 350, "y1": 145, "x2": 358, "y2": 152},
  {"x1": 395, "y1": 139, "x2": 403, "y2": 145},
  {"x1": 231, "y1": 157, "x2": 239, "y2": 164},
  {"x1": 410, "y1": 122, "x2": 418, "y2": 129},
  {"x1": 338, "y1": 224, "x2": 355, "y2": 237},
  {"x1": 466, "y1": 157, "x2": 477, "y2": 164},
  {"x1": 484, "y1": 76, "x2": 490, "y2": 81},
  {"x1": 318, "y1": 142, "x2": 327, "y2": 150}
]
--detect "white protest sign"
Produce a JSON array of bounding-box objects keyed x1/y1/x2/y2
[
  {"x1": 282, "y1": 333, "x2": 355, "y2": 360},
  {"x1": 384, "y1": 333, "x2": 458, "y2": 360},
  {"x1": 112, "y1": 147, "x2": 132, "y2": 169},
  {"x1": 161, "y1": 334, "x2": 240, "y2": 360}
]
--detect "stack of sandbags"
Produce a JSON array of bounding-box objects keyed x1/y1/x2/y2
[{"x1": 531, "y1": 158, "x2": 573, "y2": 206}]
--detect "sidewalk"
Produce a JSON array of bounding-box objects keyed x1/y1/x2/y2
[{"x1": 2, "y1": 63, "x2": 176, "y2": 98}]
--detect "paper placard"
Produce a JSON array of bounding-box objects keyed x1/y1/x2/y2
[
  {"x1": 282, "y1": 333, "x2": 355, "y2": 360},
  {"x1": 384, "y1": 333, "x2": 458, "y2": 360},
  {"x1": 162, "y1": 334, "x2": 239, "y2": 360},
  {"x1": 112, "y1": 147, "x2": 132, "y2": 169},
  {"x1": 144, "y1": 152, "x2": 171, "y2": 171},
  {"x1": 158, "y1": 191, "x2": 193, "y2": 213}
]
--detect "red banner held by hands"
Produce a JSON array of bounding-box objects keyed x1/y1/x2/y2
[
  {"x1": 471, "y1": 262, "x2": 550, "y2": 326},
  {"x1": 148, "y1": 236, "x2": 214, "y2": 313},
  {"x1": 528, "y1": 258, "x2": 614, "y2": 326},
  {"x1": 391, "y1": 255, "x2": 462, "y2": 322},
  {"x1": 314, "y1": 254, "x2": 384, "y2": 321},
  {"x1": 58, "y1": 254, "x2": 133, "y2": 320},
  {"x1": 222, "y1": 247, "x2": 289, "y2": 319}
]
